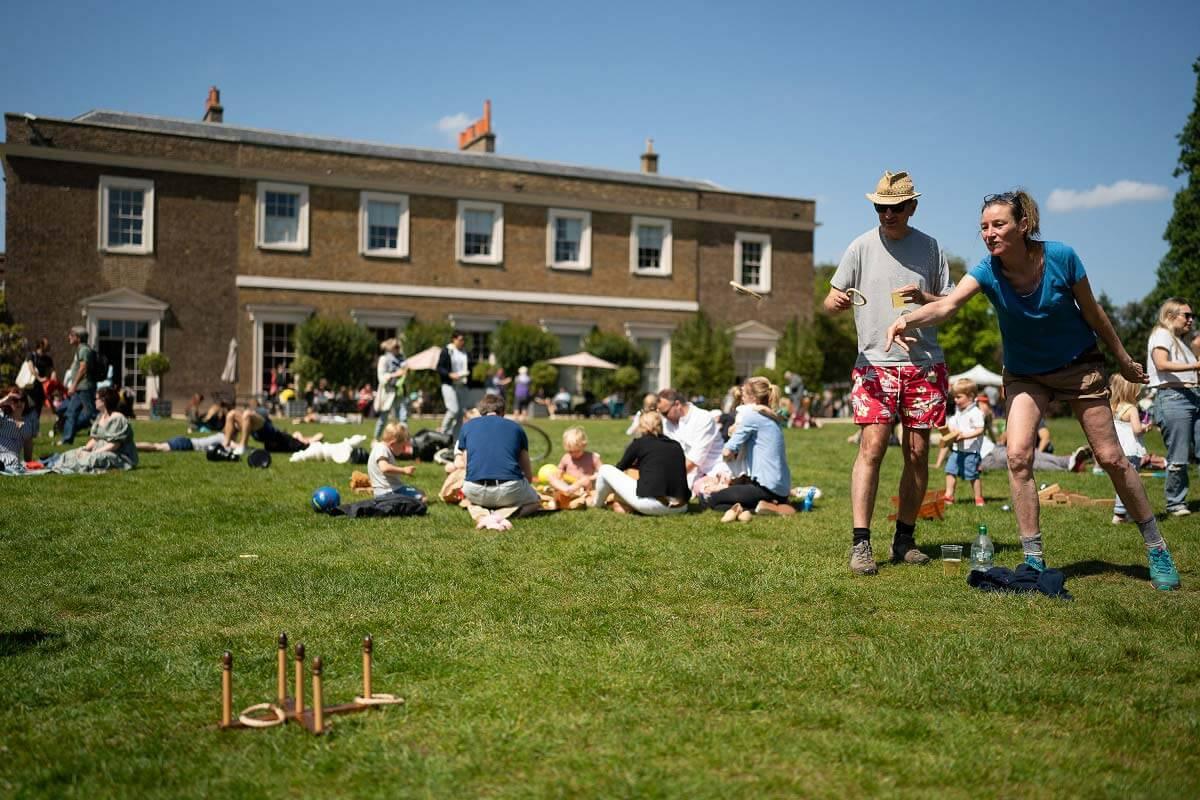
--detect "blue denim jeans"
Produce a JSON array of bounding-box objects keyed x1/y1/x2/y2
[
  {"x1": 60, "y1": 388, "x2": 96, "y2": 444},
  {"x1": 1153, "y1": 387, "x2": 1200, "y2": 512}
]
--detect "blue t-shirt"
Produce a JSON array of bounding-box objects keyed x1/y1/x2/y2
[
  {"x1": 968, "y1": 241, "x2": 1097, "y2": 375},
  {"x1": 459, "y1": 415, "x2": 528, "y2": 483}
]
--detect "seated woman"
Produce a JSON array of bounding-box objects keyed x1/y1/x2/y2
[
  {"x1": 0, "y1": 389, "x2": 35, "y2": 471},
  {"x1": 703, "y1": 377, "x2": 794, "y2": 518},
  {"x1": 46, "y1": 386, "x2": 138, "y2": 473},
  {"x1": 592, "y1": 410, "x2": 689, "y2": 516}
]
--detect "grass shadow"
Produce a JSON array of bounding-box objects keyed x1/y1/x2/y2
[
  {"x1": 1058, "y1": 560, "x2": 1148, "y2": 581},
  {"x1": 0, "y1": 629, "x2": 64, "y2": 657}
]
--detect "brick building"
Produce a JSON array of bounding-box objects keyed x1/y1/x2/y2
[{"x1": 2, "y1": 94, "x2": 815, "y2": 409}]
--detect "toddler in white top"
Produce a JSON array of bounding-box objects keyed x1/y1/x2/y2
[
  {"x1": 368, "y1": 422, "x2": 420, "y2": 498},
  {"x1": 942, "y1": 378, "x2": 986, "y2": 506}
]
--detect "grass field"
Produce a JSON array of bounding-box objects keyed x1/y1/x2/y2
[{"x1": 1, "y1": 415, "x2": 1197, "y2": 798}]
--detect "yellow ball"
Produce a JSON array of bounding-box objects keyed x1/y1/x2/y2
[{"x1": 537, "y1": 464, "x2": 560, "y2": 484}]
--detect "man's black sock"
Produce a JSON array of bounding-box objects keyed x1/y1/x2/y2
[
  {"x1": 853, "y1": 527, "x2": 871, "y2": 545},
  {"x1": 894, "y1": 520, "x2": 916, "y2": 546}
]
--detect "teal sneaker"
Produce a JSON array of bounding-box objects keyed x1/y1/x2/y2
[
  {"x1": 1147, "y1": 547, "x2": 1181, "y2": 591},
  {"x1": 1023, "y1": 555, "x2": 1046, "y2": 572}
]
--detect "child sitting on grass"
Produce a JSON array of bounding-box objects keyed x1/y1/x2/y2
[
  {"x1": 368, "y1": 422, "x2": 423, "y2": 499},
  {"x1": 943, "y1": 378, "x2": 986, "y2": 506},
  {"x1": 1110, "y1": 374, "x2": 1152, "y2": 525},
  {"x1": 543, "y1": 426, "x2": 603, "y2": 509}
]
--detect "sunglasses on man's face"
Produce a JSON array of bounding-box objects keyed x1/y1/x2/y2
[{"x1": 874, "y1": 201, "x2": 909, "y2": 214}]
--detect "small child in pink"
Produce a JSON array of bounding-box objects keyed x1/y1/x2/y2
[{"x1": 546, "y1": 426, "x2": 603, "y2": 508}]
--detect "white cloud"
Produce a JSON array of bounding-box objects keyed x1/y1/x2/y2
[
  {"x1": 1046, "y1": 180, "x2": 1170, "y2": 212},
  {"x1": 435, "y1": 112, "x2": 471, "y2": 140}
]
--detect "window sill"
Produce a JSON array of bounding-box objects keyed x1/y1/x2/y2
[
  {"x1": 631, "y1": 268, "x2": 673, "y2": 278},
  {"x1": 100, "y1": 246, "x2": 154, "y2": 256},
  {"x1": 458, "y1": 257, "x2": 504, "y2": 267},
  {"x1": 362, "y1": 251, "x2": 411, "y2": 261},
  {"x1": 257, "y1": 242, "x2": 309, "y2": 253},
  {"x1": 548, "y1": 262, "x2": 591, "y2": 272}
]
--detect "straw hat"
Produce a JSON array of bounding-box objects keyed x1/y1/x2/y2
[{"x1": 865, "y1": 171, "x2": 921, "y2": 204}]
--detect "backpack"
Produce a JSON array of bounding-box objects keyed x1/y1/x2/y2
[{"x1": 411, "y1": 429, "x2": 453, "y2": 462}]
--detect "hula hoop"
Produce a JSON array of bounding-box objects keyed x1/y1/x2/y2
[
  {"x1": 238, "y1": 702, "x2": 287, "y2": 728},
  {"x1": 847, "y1": 288, "x2": 868, "y2": 306},
  {"x1": 354, "y1": 693, "x2": 406, "y2": 706}
]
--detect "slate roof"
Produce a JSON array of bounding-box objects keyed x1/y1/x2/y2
[{"x1": 69, "y1": 110, "x2": 747, "y2": 195}]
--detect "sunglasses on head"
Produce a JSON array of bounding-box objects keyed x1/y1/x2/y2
[{"x1": 874, "y1": 201, "x2": 909, "y2": 214}]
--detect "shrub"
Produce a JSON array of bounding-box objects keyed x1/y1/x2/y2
[
  {"x1": 490, "y1": 321, "x2": 560, "y2": 376},
  {"x1": 671, "y1": 313, "x2": 733, "y2": 400},
  {"x1": 581, "y1": 329, "x2": 647, "y2": 400},
  {"x1": 137, "y1": 352, "x2": 172, "y2": 398},
  {"x1": 530, "y1": 361, "x2": 559, "y2": 395},
  {"x1": 295, "y1": 317, "x2": 378, "y2": 389}
]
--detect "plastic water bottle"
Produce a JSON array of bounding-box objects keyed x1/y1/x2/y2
[
  {"x1": 970, "y1": 525, "x2": 994, "y2": 572},
  {"x1": 801, "y1": 487, "x2": 816, "y2": 512}
]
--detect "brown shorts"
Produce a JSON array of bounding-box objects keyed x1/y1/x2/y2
[{"x1": 1003, "y1": 354, "x2": 1108, "y2": 404}]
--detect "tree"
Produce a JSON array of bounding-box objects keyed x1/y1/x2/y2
[
  {"x1": 1151, "y1": 57, "x2": 1200, "y2": 309},
  {"x1": 490, "y1": 321, "x2": 560, "y2": 376},
  {"x1": 934, "y1": 255, "x2": 1003, "y2": 373},
  {"x1": 774, "y1": 317, "x2": 824, "y2": 388},
  {"x1": 581, "y1": 329, "x2": 646, "y2": 400},
  {"x1": 137, "y1": 352, "x2": 172, "y2": 404},
  {"x1": 529, "y1": 361, "x2": 558, "y2": 395},
  {"x1": 671, "y1": 313, "x2": 733, "y2": 403},
  {"x1": 294, "y1": 316, "x2": 377, "y2": 389},
  {"x1": 0, "y1": 289, "x2": 27, "y2": 385},
  {"x1": 812, "y1": 264, "x2": 860, "y2": 385}
]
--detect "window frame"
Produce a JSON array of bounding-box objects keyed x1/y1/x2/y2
[
  {"x1": 456, "y1": 200, "x2": 504, "y2": 265},
  {"x1": 359, "y1": 191, "x2": 410, "y2": 259},
  {"x1": 734, "y1": 232, "x2": 772, "y2": 294},
  {"x1": 546, "y1": 208, "x2": 592, "y2": 271},
  {"x1": 255, "y1": 181, "x2": 310, "y2": 252},
  {"x1": 98, "y1": 175, "x2": 155, "y2": 255},
  {"x1": 629, "y1": 216, "x2": 673, "y2": 276}
]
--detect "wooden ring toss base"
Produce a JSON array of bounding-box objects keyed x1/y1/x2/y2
[{"x1": 218, "y1": 633, "x2": 405, "y2": 736}]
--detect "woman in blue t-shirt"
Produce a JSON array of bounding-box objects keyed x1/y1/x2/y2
[{"x1": 885, "y1": 190, "x2": 1179, "y2": 591}]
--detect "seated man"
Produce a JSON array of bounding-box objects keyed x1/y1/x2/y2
[
  {"x1": 656, "y1": 388, "x2": 729, "y2": 492},
  {"x1": 458, "y1": 393, "x2": 540, "y2": 528},
  {"x1": 222, "y1": 407, "x2": 322, "y2": 455}
]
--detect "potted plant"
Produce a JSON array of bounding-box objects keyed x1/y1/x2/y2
[{"x1": 138, "y1": 352, "x2": 173, "y2": 419}]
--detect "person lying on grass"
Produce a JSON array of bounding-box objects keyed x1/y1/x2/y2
[
  {"x1": 592, "y1": 410, "x2": 689, "y2": 516},
  {"x1": 368, "y1": 422, "x2": 423, "y2": 500},
  {"x1": 221, "y1": 406, "x2": 322, "y2": 456},
  {"x1": 136, "y1": 432, "x2": 225, "y2": 453}
]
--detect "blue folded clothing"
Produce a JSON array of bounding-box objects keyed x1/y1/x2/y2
[{"x1": 966, "y1": 563, "x2": 1072, "y2": 600}]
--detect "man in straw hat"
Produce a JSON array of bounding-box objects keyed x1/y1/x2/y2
[{"x1": 822, "y1": 170, "x2": 954, "y2": 575}]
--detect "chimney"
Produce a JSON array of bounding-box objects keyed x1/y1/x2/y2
[
  {"x1": 458, "y1": 100, "x2": 495, "y2": 153},
  {"x1": 640, "y1": 138, "x2": 658, "y2": 174},
  {"x1": 203, "y1": 86, "x2": 223, "y2": 124}
]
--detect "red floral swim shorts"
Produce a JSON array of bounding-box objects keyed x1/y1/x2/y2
[{"x1": 850, "y1": 363, "x2": 948, "y2": 428}]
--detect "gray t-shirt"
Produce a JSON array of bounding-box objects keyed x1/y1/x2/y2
[{"x1": 831, "y1": 226, "x2": 952, "y2": 367}]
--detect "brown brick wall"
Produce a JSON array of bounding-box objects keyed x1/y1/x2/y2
[{"x1": 3, "y1": 156, "x2": 239, "y2": 404}]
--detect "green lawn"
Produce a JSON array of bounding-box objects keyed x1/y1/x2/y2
[{"x1": 1, "y1": 416, "x2": 1197, "y2": 798}]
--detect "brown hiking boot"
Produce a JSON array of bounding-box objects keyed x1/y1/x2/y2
[
  {"x1": 891, "y1": 541, "x2": 931, "y2": 565},
  {"x1": 850, "y1": 540, "x2": 878, "y2": 575}
]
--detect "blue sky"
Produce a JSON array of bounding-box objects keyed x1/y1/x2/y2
[{"x1": 2, "y1": 0, "x2": 1197, "y2": 304}]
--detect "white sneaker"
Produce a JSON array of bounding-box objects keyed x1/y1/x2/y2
[{"x1": 1169, "y1": 507, "x2": 1192, "y2": 517}]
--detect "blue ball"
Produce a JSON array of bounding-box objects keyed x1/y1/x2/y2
[{"x1": 311, "y1": 486, "x2": 341, "y2": 513}]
